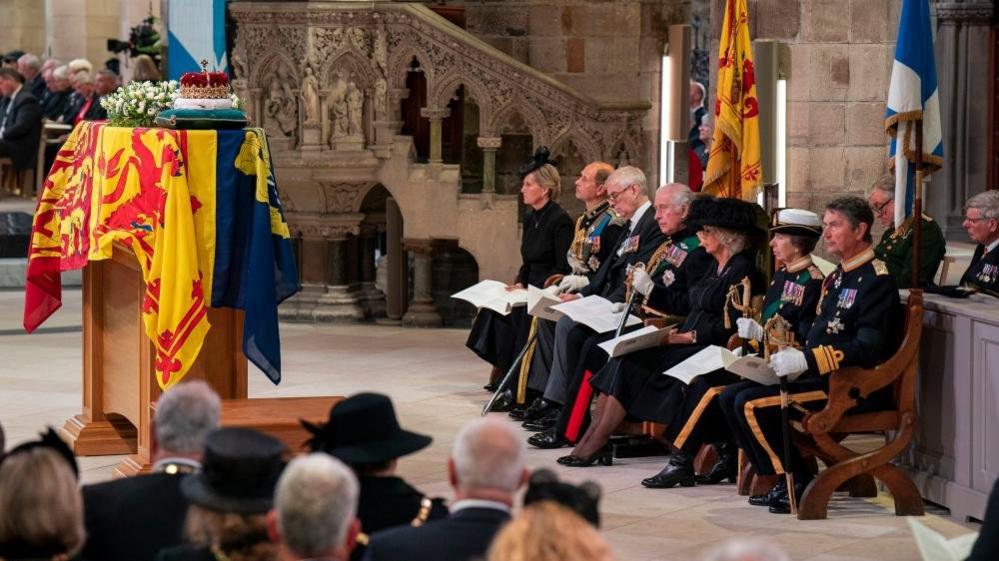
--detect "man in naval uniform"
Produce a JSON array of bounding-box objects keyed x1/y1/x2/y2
[
  {"x1": 868, "y1": 175, "x2": 945, "y2": 287},
  {"x1": 959, "y1": 190, "x2": 999, "y2": 292},
  {"x1": 719, "y1": 196, "x2": 900, "y2": 514}
]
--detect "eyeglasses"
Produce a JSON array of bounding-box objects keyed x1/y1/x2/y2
[
  {"x1": 871, "y1": 199, "x2": 892, "y2": 216},
  {"x1": 608, "y1": 184, "x2": 635, "y2": 202}
]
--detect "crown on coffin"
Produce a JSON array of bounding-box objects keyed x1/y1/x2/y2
[{"x1": 179, "y1": 71, "x2": 230, "y2": 99}]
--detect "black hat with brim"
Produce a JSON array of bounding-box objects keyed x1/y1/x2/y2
[
  {"x1": 180, "y1": 427, "x2": 285, "y2": 515},
  {"x1": 519, "y1": 146, "x2": 558, "y2": 178},
  {"x1": 302, "y1": 392, "x2": 432, "y2": 465},
  {"x1": 688, "y1": 196, "x2": 766, "y2": 236}
]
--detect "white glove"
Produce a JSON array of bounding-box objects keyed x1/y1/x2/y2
[
  {"x1": 770, "y1": 348, "x2": 808, "y2": 380},
  {"x1": 558, "y1": 274, "x2": 590, "y2": 293},
  {"x1": 610, "y1": 302, "x2": 627, "y2": 313},
  {"x1": 736, "y1": 318, "x2": 765, "y2": 341},
  {"x1": 631, "y1": 266, "x2": 654, "y2": 297}
]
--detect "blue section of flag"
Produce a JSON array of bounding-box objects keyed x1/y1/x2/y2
[{"x1": 212, "y1": 130, "x2": 300, "y2": 384}]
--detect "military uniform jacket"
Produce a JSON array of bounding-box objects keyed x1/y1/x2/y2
[
  {"x1": 569, "y1": 200, "x2": 626, "y2": 278},
  {"x1": 960, "y1": 241, "x2": 999, "y2": 292},
  {"x1": 678, "y1": 250, "x2": 759, "y2": 346},
  {"x1": 803, "y1": 248, "x2": 899, "y2": 375},
  {"x1": 873, "y1": 213, "x2": 945, "y2": 288},
  {"x1": 515, "y1": 200, "x2": 574, "y2": 288},
  {"x1": 760, "y1": 256, "x2": 824, "y2": 345},
  {"x1": 641, "y1": 229, "x2": 714, "y2": 317},
  {"x1": 580, "y1": 203, "x2": 667, "y2": 303}
]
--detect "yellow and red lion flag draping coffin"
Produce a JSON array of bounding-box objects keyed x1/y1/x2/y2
[
  {"x1": 24, "y1": 122, "x2": 299, "y2": 389},
  {"x1": 702, "y1": 0, "x2": 763, "y2": 201}
]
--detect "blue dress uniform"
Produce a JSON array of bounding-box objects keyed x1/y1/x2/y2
[
  {"x1": 667, "y1": 256, "x2": 825, "y2": 465},
  {"x1": 719, "y1": 247, "x2": 899, "y2": 497},
  {"x1": 960, "y1": 241, "x2": 999, "y2": 292}
]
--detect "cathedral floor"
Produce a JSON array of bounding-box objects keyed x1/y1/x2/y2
[{"x1": 0, "y1": 288, "x2": 978, "y2": 561}]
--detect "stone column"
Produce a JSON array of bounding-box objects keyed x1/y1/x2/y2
[
  {"x1": 477, "y1": 136, "x2": 502, "y2": 193},
  {"x1": 930, "y1": 0, "x2": 995, "y2": 238},
  {"x1": 420, "y1": 107, "x2": 451, "y2": 164},
  {"x1": 277, "y1": 234, "x2": 327, "y2": 322},
  {"x1": 401, "y1": 240, "x2": 443, "y2": 327},
  {"x1": 314, "y1": 237, "x2": 363, "y2": 321},
  {"x1": 357, "y1": 231, "x2": 386, "y2": 318},
  {"x1": 383, "y1": 197, "x2": 406, "y2": 323}
]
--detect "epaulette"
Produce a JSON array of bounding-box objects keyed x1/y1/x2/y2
[
  {"x1": 922, "y1": 212, "x2": 934, "y2": 222},
  {"x1": 607, "y1": 208, "x2": 627, "y2": 227},
  {"x1": 807, "y1": 265, "x2": 824, "y2": 280},
  {"x1": 872, "y1": 259, "x2": 889, "y2": 276},
  {"x1": 681, "y1": 234, "x2": 701, "y2": 250}
]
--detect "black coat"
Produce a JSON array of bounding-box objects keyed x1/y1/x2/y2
[
  {"x1": 362, "y1": 506, "x2": 510, "y2": 561},
  {"x1": 41, "y1": 88, "x2": 72, "y2": 121},
  {"x1": 80, "y1": 472, "x2": 191, "y2": 561},
  {"x1": 0, "y1": 89, "x2": 42, "y2": 169},
  {"x1": 581, "y1": 203, "x2": 667, "y2": 303},
  {"x1": 26, "y1": 74, "x2": 45, "y2": 100},
  {"x1": 353, "y1": 475, "x2": 448, "y2": 561},
  {"x1": 960, "y1": 243, "x2": 999, "y2": 292},
  {"x1": 153, "y1": 546, "x2": 214, "y2": 561},
  {"x1": 515, "y1": 200, "x2": 574, "y2": 287}
]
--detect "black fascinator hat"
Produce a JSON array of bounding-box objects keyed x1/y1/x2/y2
[
  {"x1": 2, "y1": 427, "x2": 79, "y2": 478},
  {"x1": 524, "y1": 468, "x2": 602, "y2": 527},
  {"x1": 519, "y1": 146, "x2": 558, "y2": 178}
]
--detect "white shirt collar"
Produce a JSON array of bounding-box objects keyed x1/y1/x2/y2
[
  {"x1": 450, "y1": 498, "x2": 512, "y2": 514},
  {"x1": 628, "y1": 200, "x2": 652, "y2": 233}
]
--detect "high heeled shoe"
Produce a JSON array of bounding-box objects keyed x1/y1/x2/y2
[{"x1": 556, "y1": 446, "x2": 613, "y2": 467}]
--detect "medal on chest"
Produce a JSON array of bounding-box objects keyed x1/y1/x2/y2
[
  {"x1": 664, "y1": 244, "x2": 689, "y2": 268},
  {"x1": 781, "y1": 281, "x2": 806, "y2": 307},
  {"x1": 978, "y1": 263, "x2": 997, "y2": 284},
  {"x1": 826, "y1": 316, "x2": 846, "y2": 334},
  {"x1": 661, "y1": 269, "x2": 676, "y2": 287},
  {"x1": 623, "y1": 234, "x2": 640, "y2": 253},
  {"x1": 836, "y1": 288, "x2": 857, "y2": 310}
]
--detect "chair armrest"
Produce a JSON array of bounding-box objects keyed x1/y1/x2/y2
[{"x1": 543, "y1": 274, "x2": 564, "y2": 288}]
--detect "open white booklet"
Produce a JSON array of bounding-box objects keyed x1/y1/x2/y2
[
  {"x1": 550, "y1": 295, "x2": 642, "y2": 334},
  {"x1": 451, "y1": 279, "x2": 528, "y2": 315},
  {"x1": 597, "y1": 325, "x2": 674, "y2": 358},
  {"x1": 907, "y1": 517, "x2": 978, "y2": 561},
  {"x1": 661, "y1": 345, "x2": 803, "y2": 386},
  {"x1": 527, "y1": 285, "x2": 564, "y2": 321}
]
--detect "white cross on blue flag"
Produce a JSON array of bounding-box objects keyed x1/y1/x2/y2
[{"x1": 885, "y1": 0, "x2": 944, "y2": 228}]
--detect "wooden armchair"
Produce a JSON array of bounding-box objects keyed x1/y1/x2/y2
[{"x1": 793, "y1": 290, "x2": 925, "y2": 520}]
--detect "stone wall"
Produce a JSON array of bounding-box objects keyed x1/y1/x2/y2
[{"x1": 0, "y1": 0, "x2": 46, "y2": 57}]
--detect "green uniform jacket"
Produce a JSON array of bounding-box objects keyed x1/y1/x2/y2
[{"x1": 873, "y1": 213, "x2": 945, "y2": 288}]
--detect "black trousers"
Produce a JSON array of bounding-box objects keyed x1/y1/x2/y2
[
  {"x1": 666, "y1": 369, "x2": 742, "y2": 455},
  {"x1": 465, "y1": 307, "x2": 529, "y2": 375}
]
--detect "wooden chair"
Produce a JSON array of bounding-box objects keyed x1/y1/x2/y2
[{"x1": 793, "y1": 290, "x2": 925, "y2": 520}]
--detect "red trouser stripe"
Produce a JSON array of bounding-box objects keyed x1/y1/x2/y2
[{"x1": 564, "y1": 370, "x2": 594, "y2": 442}]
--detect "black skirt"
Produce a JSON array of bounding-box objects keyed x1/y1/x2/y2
[
  {"x1": 465, "y1": 307, "x2": 530, "y2": 373},
  {"x1": 589, "y1": 343, "x2": 707, "y2": 425}
]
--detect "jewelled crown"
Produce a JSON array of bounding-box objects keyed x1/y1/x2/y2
[{"x1": 179, "y1": 67, "x2": 230, "y2": 99}]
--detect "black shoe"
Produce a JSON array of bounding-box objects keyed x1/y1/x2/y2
[
  {"x1": 557, "y1": 446, "x2": 613, "y2": 467},
  {"x1": 520, "y1": 398, "x2": 559, "y2": 422},
  {"x1": 749, "y1": 479, "x2": 786, "y2": 507},
  {"x1": 527, "y1": 428, "x2": 571, "y2": 449},
  {"x1": 522, "y1": 410, "x2": 559, "y2": 432},
  {"x1": 483, "y1": 382, "x2": 498, "y2": 392},
  {"x1": 694, "y1": 442, "x2": 738, "y2": 485},
  {"x1": 507, "y1": 402, "x2": 531, "y2": 420},
  {"x1": 487, "y1": 389, "x2": 516, "y2": 413},
  {"x1": 641, "y1": 452, "x2": 696, "y2": 488},
  {"x1": 768, "y1": 477, "x2": 811, "y2": 514}
]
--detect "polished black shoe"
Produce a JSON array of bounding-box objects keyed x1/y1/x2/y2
[
  {"x1": 486, "y1": 389, "x2": 517, "y2": 413},
  {"x1": 694, "y1": 443, "x2": 738, "y2": 485},
  {"x1": 522, "y1": 411, "x2": 559, "y2": 432},
  {"x1": 769, "y1": 477, "x2": 811, "y2": 515},
  {"x1": 527, "y1": 428, "x2": 571, "y2": 449},
  {"x1": 520, "y1": 398, "x2": 559, "y2": 422},
  {"x1": 557, "y1": 446, "x2": 613, "y2": 467},
  {"x1": 748, "y1": 479, "x2": 786, "y2": 507},
  {"x1": 483, "y1": 382, "x2": 499, "y2": 392},
  {"x1": 507, "y1": 403, "x2": 531, "y2": 420},
  {"x1": 641, "y1": 452, "x2": 695, "y2": 488}
]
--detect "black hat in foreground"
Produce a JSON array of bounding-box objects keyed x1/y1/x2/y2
[
  {"x1": 688, "y1": 196, "x2": 765, "y2": 235},
  {"x1": 3, "y1": 427, "x2": 78, "y2": 478},
  {"x1": 180, "y1": 427, "x2": 285, "y2": 514},
  {"x1": 519, "y1": 146, "x2": 558, "y2": 178},
  {"x1": 524, "y1": 468, "x2": 601, "y2": 527},
  {"x1": 302, "y1": 393, "x2": 432, "y2": 465}
]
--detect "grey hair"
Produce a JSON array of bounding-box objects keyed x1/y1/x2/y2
[
  {"x1": 153, "y1": 380, "x2": 220, "y2": 455},
  {"x1": 75, "y1": 71, "x2": 94, "y2": 85},
  {"x1": 966, "y1": 190, "x2": 999, "y2": 221},
  {"x1": 452, "y1": 418, "x2": 525, "y2": 494},
  {"x1": 870, "y1": 174, "x2": 895, "y2": 199},
  {"x1": 690, "y1": 81, "x2": 706, "y2": 105},
  {"x1": 708, "y1": 226, "x2": 749, "y2": 255},
  {"x1": 606, "y1": 166, "x2": 649, "y2": 198},
  {"x1": 52, "y1": 65, "x2": 69, "y2": 80},
  {"x1": 17, "y1": 54, "x2": 40, "y2": 70},
  {"x1": 276, "y1": 454, "x2": 359, "y2": 558},
  {"x1": 67, "y1": 58, "x2": 92, "y2": 74},
  {"x1": 657, "y1": 183, "x2": 695, "y2": 207},
  {"x1": 702, "y1": 537, "x2": 791, "y2": 561}
]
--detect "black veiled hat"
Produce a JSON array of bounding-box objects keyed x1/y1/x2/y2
[
  {"x1": 524, "y1": 468, "x2": 601, "y2": 527},
  {"x1": 301, "y1": 393, "x2": 432, "y2": 465},
  {"x1": 519, "y1": 146, "x2": 558, "y2": 178},
  {"x1": 688, "y1": 196, "x2": 765, "y2": 235},
  {"x1": 2, "y1": 427, "x2": 78, "y2": 478},
  {"x1": 180, "y1": 427, "x2": 285, "y2": 514}
]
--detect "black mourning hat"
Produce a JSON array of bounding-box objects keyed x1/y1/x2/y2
[
  {"x1": 688, "y1": 196, "x2": 765, "y2": 235},
  {"x1": 180, "y1": 427, "x2": 285, "y2": 514},
  {"x1": 519, "y1": 146, "x2": 558, "y2": 178},
  {"x1": 3, "y1": 51, "x2": 24, "y2": 63},
  {"x1": 302, "y1": 393, "x2": 432, "y2": 465},
  {"x1": 2, "y1": 427, "x2": 78, "y2": 478},
  {"x1": 524, "y1": 468, "x2": 601, "y2": 527}
]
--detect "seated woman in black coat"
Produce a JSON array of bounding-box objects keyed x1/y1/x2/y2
[
  {"x1": 466, "y1": 146, "x2": 574, "y2": 391},
  {"x1": 557, "y1": 197, "x2": 764, "y2": 467}
]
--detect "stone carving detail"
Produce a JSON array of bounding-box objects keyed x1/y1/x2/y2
[
  {"x1": 300, "y1": 64, "x2": 321, "y2": 124},
  {"x1": 934, "y1": 2, "x2": 994, "y2": 23},
  {"x1": 265, "y1": 64, "x2": 299, "y2": 138},
  {"x1": 477, "y1": 137, "x2": 502, "y2": 150},
  {"x1": 319, "y1": 182, "x2": 372, "y2": 214}
]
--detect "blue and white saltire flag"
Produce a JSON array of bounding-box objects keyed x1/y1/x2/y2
[
  {"x1": 885, "y1": 0, "x2": 944, "y2": 228},
  {"x1": 166, "y1": 0, "x2": 229, "y2": 79}
]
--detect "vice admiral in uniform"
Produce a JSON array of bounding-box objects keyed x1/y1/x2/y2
[
  {"x1": 868, "y1": 175, "x2": 945, "y2": 287},
  {"x1": 719, "y1": 196, "x2": 900, "y2": 514},
  {"x1": 959, "y1": 190, "x2": 999, "y2": 292}
]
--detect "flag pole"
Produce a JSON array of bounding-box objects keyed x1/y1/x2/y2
[{"x1": 913, "y1": 120, "x2": 923, "y2": 289}]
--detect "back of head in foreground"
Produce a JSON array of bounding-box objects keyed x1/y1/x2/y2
[
  {"x1": 487, "y1": 501, "x2": 615, "y2": 561},
  {"x1": 271, "y1": 453, "x2": 360, "y2": 561},
  {"x1": 450, "y1": 418, "x2": 527, "y2": 502},
  {"x1": 153, "y1": 379, "x2": 221, "y2": 461}
]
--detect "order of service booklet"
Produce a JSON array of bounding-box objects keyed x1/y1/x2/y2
[
  {"x1": 451, "y1": 280, "x2": 528, "y2": 315},
  {"x1": 597, "y1": 325, "x2": 674, "y2": 358},
  {"x1": 549, "y1": 295, "x2": 642, "y2": 334}
]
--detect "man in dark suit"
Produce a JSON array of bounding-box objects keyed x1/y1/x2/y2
[
  {"x1": 17, "y1": 53, "x2": 45, "y2": 100},
  {"x1": 80, "y1": 380, "x2": 221, "y2": 561},
  {"x1": 960, "y1": 190, "x2": 999, "y2": 292},
  {"x1": 363, "y1": 418, "x2": 527, "y2": 561},
  {"x1": 0, "y1": 68, "x2": 43, "y2": 171}
]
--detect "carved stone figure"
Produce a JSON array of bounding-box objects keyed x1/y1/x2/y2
[
  {"x1": 300, "y1": 65, "x2": 320, "y2": 124},
  {"x1": 264, "y1": 66, "x2": 298, "y2": 137},
  {"x1": 347, "y1": 82, "x2": 364, "y2": 137},
  {"x1": 373, "y1": 78, "x2": 387, "y2": 118},
  {"x1": 374, "y1": 23, "x2": 388, "y2": 76}
]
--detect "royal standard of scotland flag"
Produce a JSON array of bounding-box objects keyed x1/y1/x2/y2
[{"x1": 885, "y1": 0, "x2": 944, "y2": 228}]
